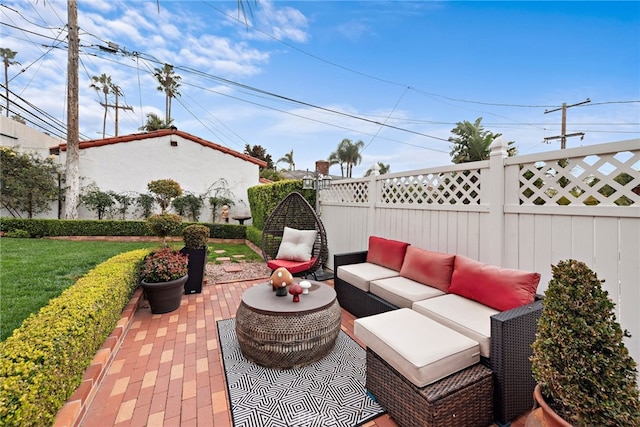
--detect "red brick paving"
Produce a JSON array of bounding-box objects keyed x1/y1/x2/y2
[{"x1": 73, "y1": 277, "x2": 527, "y2": 427}]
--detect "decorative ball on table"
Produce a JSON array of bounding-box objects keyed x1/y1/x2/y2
[
  {"x1": 289, "y1": 282, "x2": 303, "y2": 302},
  {"x1": 269, "y1": 267, "x2": 293, "y2": 297}
]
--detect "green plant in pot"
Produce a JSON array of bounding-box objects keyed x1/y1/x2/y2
[
  {"x1": 147, "y1": 213, "x2": 183, "y2": 247},
  {"x1": 139, "y1": 247, "x2": 189, "y2": 314},
  {"x1": 180, "y1": 224, "x2": 210, "y2": 294},
  {"x1": 529, "y1": 259, "x2": 640, "y2": 426}
]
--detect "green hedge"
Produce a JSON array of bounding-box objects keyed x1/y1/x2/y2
[
  {"x1": 247, "y1": 180, "x2": 314, "y2": 230},
  {"x1": 0, "y1": 249, "x2": 148, "y2": 427},
  {"x1": 245, "y1": 225, "x2": 262, "y2": 249},
  {"x1": 0, "y1": 218, "x2": 246, "y2": 240}
]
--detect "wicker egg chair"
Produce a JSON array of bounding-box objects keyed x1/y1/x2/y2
[{"x1": 261, "y1": 192, "x2": 328, "y2": 279}]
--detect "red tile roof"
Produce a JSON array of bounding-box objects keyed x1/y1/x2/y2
[{"x1": 51, "y1": 129, "x2": 267, "y2": 168}]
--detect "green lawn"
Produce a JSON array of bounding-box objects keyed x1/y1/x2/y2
[{"x1": 0, "y1": 238, "x2": 262, "y2": 341}]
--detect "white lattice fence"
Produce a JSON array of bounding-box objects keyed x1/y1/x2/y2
[{"x1": 518, "y1": 148, "x2": 639, "y2": 207}]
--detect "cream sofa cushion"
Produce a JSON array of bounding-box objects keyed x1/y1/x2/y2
[
  {"x1": 354, "y1": 308, "x2": 480, "y2": 387},
  {"x1": 370, "y1": 276, "x2": 445, "y2": 308},
  {"x1": 337, "y1": 262, "x2": 399, "y2": 292},
  {"x1": 412, "y1": 294, "x2": 500, "y2": 358}
]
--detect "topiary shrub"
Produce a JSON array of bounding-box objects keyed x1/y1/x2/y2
[
  {"x1": 147, "y1": 213, "x2": 183, "y2": 247},
  {"x1": 147, "y1": 179, "x2": 182, "y2": 213},
  {"x1": 182, "y1": 224, "x2": 210, "y2": 249},
  {"x1": 530, "y1": 259, "x2": 640, "y2": 426}
]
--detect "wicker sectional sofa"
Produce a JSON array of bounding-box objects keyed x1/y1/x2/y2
[{"x1": 334, "y1": 236, "x2": 543, "y2": 426}]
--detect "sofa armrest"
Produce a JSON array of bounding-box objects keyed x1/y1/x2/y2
[
  {"x1": 333, "y1": 251, "x2": 368, "y2": 269},
  {"x1": 489, "y1": 299, "x2": 543, "y2": 424}
]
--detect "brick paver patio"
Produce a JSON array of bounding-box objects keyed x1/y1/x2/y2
[{"x1": 75, "y1": 276, "x2": 527, "y2": 427}]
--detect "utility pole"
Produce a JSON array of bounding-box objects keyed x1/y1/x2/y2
[
  {"x1": 64, "y1": 0, "x2": 80, "y2": 219},
  {"x1": 100, "y1": 86, "x2": 133, "y2": 136},
  {"x1": 543, "y1": 98, "x2": 590, "y2": 149}
]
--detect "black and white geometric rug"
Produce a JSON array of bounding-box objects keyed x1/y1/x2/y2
[{"x1": 217, "y1": 318, "x2": 385, "y2": 427}]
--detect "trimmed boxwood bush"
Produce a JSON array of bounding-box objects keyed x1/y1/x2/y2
[
  {"x1": 0, "y1": 218, "x2": 246, "y2": 240},
  {"x1": 0, "y1": 249, "x2": 148, "y2": 427},
  {"x1": 247, "y1": 180, "x2": 314, "y2": 230}
]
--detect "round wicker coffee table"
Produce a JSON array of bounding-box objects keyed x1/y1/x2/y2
[{"x1": 235, "y1": 280, "x2": 342, "y2": 369}]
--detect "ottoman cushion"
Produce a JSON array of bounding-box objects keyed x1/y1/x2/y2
[
  {"x1": 354, "y1": 308, "x2": 480, "y2": 387},
  {"x1": 412, "y1": 294, "x2": 500, "y2": 358},
  {"x1": 337, "y1": 262, "x2": 399, "y2": 292},
  {"x1": 370, "y1": 276, "x2": 444, "y2": 308}
]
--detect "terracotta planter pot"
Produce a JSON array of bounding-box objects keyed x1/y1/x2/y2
[
  {"x1": 141, "y1": 275, "x2": 188, "y2": 314},
  {"x1": 525, "y1": 384, "x2": 572, "y2": 427}
]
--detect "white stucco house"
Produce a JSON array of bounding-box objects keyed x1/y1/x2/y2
[
  {"x1": 49, "y1": 128, "x2": 266, "y2": 221},
  {"x1": 2, "y1": 126, "x2": 262, "y2": 221}
]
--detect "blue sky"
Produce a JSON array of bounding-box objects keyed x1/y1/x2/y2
[{"x1": 2, "y1": 0, "x2": 639, "y2": 177}]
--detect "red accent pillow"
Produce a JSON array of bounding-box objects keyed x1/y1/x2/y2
[
  {"x1": 366, "y1": 236, "x2": 409, "y2": 271},
  {"x1": 399, "y1": 246, "x2": 455, "y2": 292},
  {"x1": 448, "y1": 256, "x2": 540, "y2": 311}
]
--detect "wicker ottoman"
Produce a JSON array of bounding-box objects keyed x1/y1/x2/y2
[{"x1": 367, "y1": 349, "x2": 493, "y2": 427}]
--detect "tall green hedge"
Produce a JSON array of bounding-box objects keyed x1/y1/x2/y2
[
  {"x1": 247, "y1": 180, "x2": 314, "y2": 230},
  {"x1": 0, "y1": 249, "x2": 148, "y2": 427},
  {"x1": 0, "y1": 218, "x2": 246, "y2": 240}
]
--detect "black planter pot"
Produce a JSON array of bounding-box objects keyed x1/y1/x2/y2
[
  {"x1": 141, "y1": 275, "x2": 188, "y2": 314},
  {"x1": 180, "y1": 246, "x2": 208, "y2": 294}
]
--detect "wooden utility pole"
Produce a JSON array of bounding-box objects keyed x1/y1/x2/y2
[
  {"x1": 100, "y1": 86, "x2": 133, "y2": 136},
  {"x1": 64, "y1": 0, "x2": 80, "y2": 219},
  {"x1": 543, "y1": 98, "x2": 590, "y2": 149}
]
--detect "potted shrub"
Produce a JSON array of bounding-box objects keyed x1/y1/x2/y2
[
  {"x1": 180, "y1": 224, "x2": 210, "y2": 294},
  {"x1": 529, "y1": 259, "x2": 640, "y2": 426},
  {"x1": 139, "y1": 247, "x2": 189, "y2": 314}
]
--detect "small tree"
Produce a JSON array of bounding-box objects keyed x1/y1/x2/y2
[
  {"x1": 136, "y1": 193, "x2": 156, "y2": 219},
  {"x1": 172, "y1": 193, "x2": 204, "y2": 222},
  {"x1": 147, "y1": 179, "x2": 182, "y2": 213},
  {"x1": 531, "y1": 259, "x2": 640, "y2": 426},
  {"x1": 206, "y1": 178, "x2": 235, "y2": 222},
  {"x1": 0, "y1": 147, "x2": 59, "y2": 218},
  {"x1": 147, "y1": 213, "x2": 183, "y2": 247},
  {"x1": 111, "y1": 191, "x2": 134, "y2": 220},
  {"x1": 81, "y1": 184, "x2": 115, "y2": 220}
]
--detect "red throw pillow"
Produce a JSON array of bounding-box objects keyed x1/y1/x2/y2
[
  {"x1": 399, "y1": 246, "x2": 455, "y2": 292},
  {"x1": 449, "y1": 255, "x2": 540, "y2": 311},
  {"x1": 366, "y1": 236, "x2": 409, "y2": 271}
]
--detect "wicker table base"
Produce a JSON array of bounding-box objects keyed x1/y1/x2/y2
[
  {"x1": 366, "y1": 349, "x2": 493, "y2": 427},
  {"x1": 235, "y1": 281, "x2": 342, "y2": 369}
]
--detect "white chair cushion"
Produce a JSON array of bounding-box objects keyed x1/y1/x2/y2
[
  {"x1": 354, "y1": 308, "x2": 480, "y2": 387},
  {"x1": 275, "y1": 226, "x2": 317, "y2": 262},
  {"x1": 336, "y1": 262, "x2": 399, "y2": 292},
  {"x1": 370, "y1": 276, "x2": 445, "y2": 308},
  {"x1": 412, "y1": 294, "x2": 500, "y2": 358}
]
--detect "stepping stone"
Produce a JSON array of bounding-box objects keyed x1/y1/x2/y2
[
  {"x1": 214, "y1": 250, "x2": 227, "y2": 254},
  {"x1": 223, "y1": 265, "x2": 243, "y2": 273},
  {"x1": 216, "y1": 257, "x2": 231, "y2": 262},
  {"x1": 232, "y1": 255, "x2": 245, "y2": 259}
]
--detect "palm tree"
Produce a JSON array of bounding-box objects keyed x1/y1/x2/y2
[
  {"x1": 448, "y1": 117, "x2": 516, "y2": 163},
  {"x1": 365, "y1": 162, "x2": 390, "y2": 176},
  {"x1": 328, "y1": 138, "x2": 364, "y2": 178},
  {"x1": 90, "y1": 73, "x2": 114, "y2": 138},
  {"x1": 139, "y1": 113, "x2": 173, "y2": 131},
  {"x1": 1, "y1": 48, "x2": 19, "y2": 117},
  {"x1": 154, "y1": 64, "x2": 181, "y2": 124},
  {"x1": 277, "y1": 149, "x2": 295, "y2": 171},
  {"x1": 327, "y1": 151, "x2": 344, "y2": 177}
]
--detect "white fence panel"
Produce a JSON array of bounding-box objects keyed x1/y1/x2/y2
[{"x1": 319, "y1": 138, "x2": 640, "y2": 373}]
